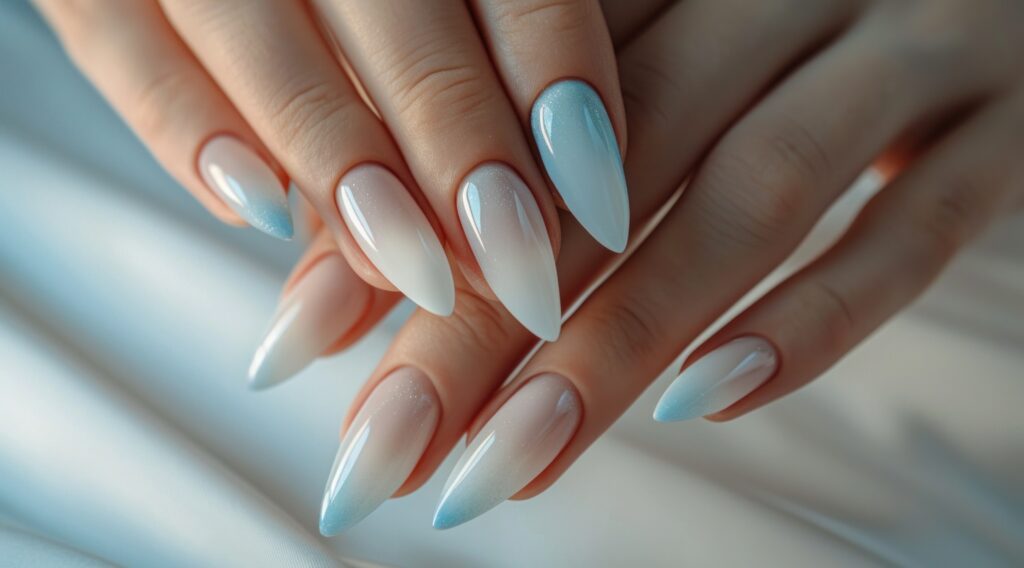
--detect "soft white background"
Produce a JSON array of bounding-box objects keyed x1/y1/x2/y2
[{"x1": 1, "y1": 2, "x2": 1022, "y2": 566}]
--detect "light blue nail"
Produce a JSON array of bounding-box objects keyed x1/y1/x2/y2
[{"x1": 532, "y1": 80, "x2": 629, "y2": 252}]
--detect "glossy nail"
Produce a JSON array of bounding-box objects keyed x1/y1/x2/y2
[
  {"x1": 337, "y1": 164, "x2": 455, "y2": 316},
  {"x1": 433, "y1": 373, "x2": 580, "y2": 529},
  {"x1": 198, "y1": 135, "x2": 293, "y2": 240},
  {"x1": 248, "y1": 255, "x2": 369, "y2": 390},
  {"x1": 653, "y1": 337, "x2": 778, "y2": 422},
  {"x1": 320, "y1": 368, "x2": 439, "y2": 535},
  {"x1": 458, "y1": 163, "x2": 561, "y2": 341},
  {"x1": 532, "y1": 80, "x2": 629, "y2": 253}
]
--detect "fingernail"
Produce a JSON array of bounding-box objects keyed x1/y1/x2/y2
[
  {"x1": 248, "y1": 255, "x2": 369, "y2": 390},
  {"x1": 319, "y1": 368, "x2": 439, "y2": 535},
  {"x1": 337, "y1": 164, "x2": 455, "y2": 316},
  {"x1": 199, "y1": 135, "x2": 293, "y2": 240},
  {"x1": 433, "y1": 373, "x2": 580, "y2": 529},
  {"x1": 457, "y1": 163, "x2": 561, "y2": 341},
  {"x1": 653, "y1": 337, "x2": 778, "y2": 422},
  {"x1": 531, "y1": 80, "x2": 629, "y2": 253}
]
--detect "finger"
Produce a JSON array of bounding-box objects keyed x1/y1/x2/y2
[
  {"x1": 35, "y1": 0, "x2": 291, "y2": 238},
  {"x1": 472, "y1": 0, "x2": 630, "y2": 252},
  {"x1": 684, "y1": 92, "x2": 1024, "y2": 422},
  {"x1": 318, "y1": 0, "x2": 869, "y2": 531},
  {"x1": 460, "y1": 10, "x2": 999, "y2": 509},
  {"x1": 248, "y1": 228, "x2": 400, "y2": 390},
  {"x1": 159, "y1": 0, "x2": 456, "y2": 316},
  {"x1": 313, "y1": 0, "x2": 563, "y2": 341}
]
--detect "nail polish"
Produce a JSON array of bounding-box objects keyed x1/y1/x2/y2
[
  {"x1": 337, "y1": 164, "x2": 455, "y2": 316},
  {"x1": 457, "y1": 163, "x2": 561, "y2": 341},
  {"x1": 653, "y1": 337, "x2": 778, "y2": 422},
  {"x1": 248, "y1": 255, "x2": 369, "y2": 390},
  {"x1": 531, "y1": 80, "x2": 629, "y2": 253},
  {"x1": 433, "y1": 374, "x2": 580, "y2": 529},
  {"x1": 320, "y1": 368, "x2": 439, "y2": 535},
  {"x1": 198, "y1": 135, "x2": 293, "y2": 240}
]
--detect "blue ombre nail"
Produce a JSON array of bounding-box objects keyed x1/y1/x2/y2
[
  {"x1": 199, "y1": 136, "x2": 293, "y2": 240},
  {"x1": 531, "y1": 80, "x2": 629, "y2": 252}
]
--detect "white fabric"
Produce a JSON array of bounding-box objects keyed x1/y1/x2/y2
[{"x1": 1, "y1": 2, "x2": 1022, "y2": 566}]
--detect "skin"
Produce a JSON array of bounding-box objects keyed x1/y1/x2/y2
[
  {"x1": 41, "y1": 0, "x2": 1024, "y2": 518},
  {"x1": 319, "y1": 0, "x2": 1024, "y2": 505},
  {"x1": 34, "y1": 0, "x2": 623, "y2": 298}
]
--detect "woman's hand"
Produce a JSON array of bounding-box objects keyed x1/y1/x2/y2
[
  {"x1": 35, "y1": 0, "x2": 627, "y2": 341},
  {"x1": 276, "y1": 0, "x2": 1024, "y2": 534}
]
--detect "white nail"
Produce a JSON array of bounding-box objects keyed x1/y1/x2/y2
[
  {"x1": 198, "y1": 135, "x2": 293, "y2": 240},
  {"x1": 248, "y1": 255, "x2": 369, "y2": 390},
  {"x1": 337, "y1": 164, "x2": 455, "y2": 316},
  {"x1": 433, "y1": 374, "x2": 580, "y2": 529},
  {"x1": 653, "y1": 337, "x2": 778, "y2": 422},
  {"x1": 458, "y1": 163, "x2": 561, "y2": 341}
]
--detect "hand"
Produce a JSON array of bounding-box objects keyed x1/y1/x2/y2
[
  {"x1": 276, "y1": 0, "x2": 1024, "y2": 534},
  {"x1": 35, "y1": 0, "x2": 628, "y2": 341}
]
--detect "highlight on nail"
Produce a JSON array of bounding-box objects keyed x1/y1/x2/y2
[
  {"x1": 337, "y1": 164, "x2": 455, "y2": 316},
  {"x1": 248, "y1": 254, "x2": 370, "y2": 390},
  {"x1": 319, "y1": 367, "x2": 440, "y2": 535},
  {"x1": 198, "y1": 135, "x2": 293, "y2": 240},
  {"x1": 653, "y1": 336, "x2": 778, "y2": 422},
  {"x1": 531, "y1": 79, "x2": 629, "y2": 252},
  {"x1": 433, "y1": 373, "x2": 580, "y2": 529},
  {"x1": 457, "y1": 163, "x2": 561, "y2": 341}
]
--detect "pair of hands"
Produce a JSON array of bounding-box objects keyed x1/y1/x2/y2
[{"x1": 41, "y1": 0, "x2": 1024, "y2": 535}]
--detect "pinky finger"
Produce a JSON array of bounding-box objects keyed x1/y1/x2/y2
[
  {"x1": 655, "y1": 93, "x2": 1024, "y2": 422},
  {"x1": 35, "y1": 0, "x2": 293, "y2": 238}
]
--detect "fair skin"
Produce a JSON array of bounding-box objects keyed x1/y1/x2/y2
[{"x1": 41, "y1": 0, "x2": 1024, "y2": 528}]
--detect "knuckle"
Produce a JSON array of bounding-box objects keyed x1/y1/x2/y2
[
  {"x1": 495, "y1": 0, "x2": 593, "y2": 37},
  {"x1": 587, "y1": 295, "x2": 664, "y2": 371},
  {"x1": 909, "y1": 174, "x2": 980, "y2": 259},
  {"x1": 802, "y1": 280, "x2": 856, "y2": 355},
  {"x1": 446, "y1": 292, "x2": 518, "y2": 351},
  {"x1": 386, "y1": 41, "x2": 493, "y2": 125},
  {"x1": 266, "y1": 77, "x2": 361, "y2": 155},
  {"x1": 129, "y1": 68, "x2": 194, "y2": 140}
]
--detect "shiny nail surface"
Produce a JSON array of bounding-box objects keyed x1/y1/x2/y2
[
  {"x1": 654, "y1": 337, "x2": 778, "y2": 422},
  {"x1": 199, "y1": 135, "x2": 293, "y2": 240},
  {"x1": 320, "y1": 368, "x2": 439, "y2": 535},
  {"x1": 433, "y1": 373, "x2": 580, "y2": 529},
  {"x1": 532, "y1": 80, "x2": 629, "y2": 252},
  {"x1": 458, "y1": 163, "x2": 561, "y2": 341},
  {"x1": 337, "y1": 164, "x2": 455, "y2": 316},
  {"x1": 248, "y1": 255, "x2": 369, "y2": 390}
]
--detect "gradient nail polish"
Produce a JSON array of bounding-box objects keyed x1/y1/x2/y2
[
  {"x1": 337, "y1": 164, "x2": 455, "y2": 316},
  {"x1": 653, "y1": 337, "x2": 778, "y2": 422},
  {"x1": 248, "y1": 255, "x2": 369, "y2": 390},
  {"x1": 320, "y1": 368, "x2": 439, "y2": 535},
  {"x1": 532, "y1": 80, "x2": 629, "y2": 252},
  {"x1": 433, "y1": 373, "x2": 580, "y2": 529},
  {"x1": 199, "y1": 135, "x2": 293, "y2": 240},
  {"x1": 458, "y1": 163, "x2": 561, "y2": 341}
]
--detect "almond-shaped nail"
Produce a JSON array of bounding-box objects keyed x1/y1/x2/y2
[
  {"x1": 337, "y1": 164, "x2": 455, "y2": 316},
  {"x1": 653, "y1": 337, "x2": 778, "y2": 422},
  {"x1": 433, "y1": 373, "x2": 580, "y2": 529},
  {"x1": 532, "y1": 80, "x2": 629, "y2": 253},
  {"x1": 248, "y1": 255, "x2": 370, "y2": 390},
  {"x1": 458, "y1": 163, "x2": 561, "y2": 341},
  {"x1": 199, "y1": 135, "x2": 293, "y2": 240},
  {"x1": 319, "y1": 368, "x2": 439, "y2": 535}
]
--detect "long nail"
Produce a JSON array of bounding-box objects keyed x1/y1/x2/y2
[
  {"x1": 337, "y1": 164, "x2": 455, "y2": 316},
  {"x1": 457, "y1": 163, "x2": 561, "y2": 341},
  {"x1": 433, "y1": 373, "x2": 580, "y2": 529},
  {"x1": 653, "y1": 337, "x2": 778, "y2": 422},
  {"x1": 531, "y1": 80, "x2": 629, "y2": 253},
  {"x1": 199, "y1": 135, "x2": 293, "y2": 240},
  {"x1": 248, "y1": 255, "x2": 369, "y2": 390},
  {"x1": 320, "y1": 368, "x2": 439, "y2": 535}
]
